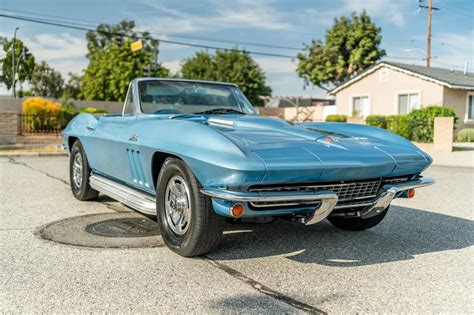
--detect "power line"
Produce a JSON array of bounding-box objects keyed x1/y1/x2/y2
[
  {"x1": 0, "y1": 11, "x2": 439, "y2": 64},
  {"x1": 0, "y1": 8, "x2": 302, "y2": 51},
  {"x1": 441, "y1": 3, "x2": 473, "y2": 18},
  {"x1": 0, "y1": 13, "x2": 297, "y2": 58}
]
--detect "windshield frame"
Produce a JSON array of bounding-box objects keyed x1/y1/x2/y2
[{"x1": 134, "y1": 78, "x2": 257, "y2": 116}]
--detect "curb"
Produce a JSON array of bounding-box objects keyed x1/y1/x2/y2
[{"x1": 0, "y1": 152, "x2": 68, "y2": 158}]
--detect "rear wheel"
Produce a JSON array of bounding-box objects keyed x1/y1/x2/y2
[
  {"x1": 69, "y1": 140, "x2": 98, "y2": 201},
  {"x1": 156, "y1": 158, "x2": 224, "y2": 257},
  {"x1": 328, "y1": 206, "x2": 389, "y2": 231}
]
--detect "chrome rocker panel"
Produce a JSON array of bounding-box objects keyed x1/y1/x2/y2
[{"x1": 89, "y1": 174, "x2": 156, "y2": 215}]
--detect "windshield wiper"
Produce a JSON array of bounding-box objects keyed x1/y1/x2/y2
[{"x1": 193, "y1": 108, "x2": 246, "y2": 115}]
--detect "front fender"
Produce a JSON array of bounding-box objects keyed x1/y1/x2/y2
[
  {"x1": 62, "y1": 113, "x2": 99, "y2": 150},
  {"x1": 134, "y1": 119, "x2": 267, "y2": 189}
]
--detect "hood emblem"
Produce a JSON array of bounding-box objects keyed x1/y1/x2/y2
[
  {"x1": 316, "y1": 136, "x2": 346, "y2": 149},
  {"x1": 317, "y1": 137, "x2": 334, "y2": 144}
]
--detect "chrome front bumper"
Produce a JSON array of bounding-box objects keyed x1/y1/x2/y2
[
  {"x1": 201, "y1": 177, "x2": 434, "y2": 224},
  {"x1": 201, "y1": 189, "x2": 338, "y2": 225},
  {"x1": 359, "y1": 177, "x2": 434, "y2": 219}
]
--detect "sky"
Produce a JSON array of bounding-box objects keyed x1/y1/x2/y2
[{"x1": 0, "y1": 0, "x2": 473, "y2": 97}]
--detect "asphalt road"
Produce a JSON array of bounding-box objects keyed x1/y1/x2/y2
[{"x1": 1, "y1": 156, "x2": 473, "y2": 313}]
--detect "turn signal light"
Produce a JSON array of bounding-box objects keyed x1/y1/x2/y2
[
  {"x1": 230, "y1": 203, "x2": 244, "y2": 218},
  {"x1": 407, "y1": 188, "x2": 415, "y2": 198}
]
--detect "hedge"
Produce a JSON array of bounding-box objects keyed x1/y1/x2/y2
[
  {"x1": 457, "y1": 128, "x2": 474, "y2": 142},
  {"x1": 366, "y1": 115, "x2": 387, "y2": 129},
  {"x1": 407, "y1": 106, "x2": 457, "y2": 142},
  {"x1": 386, "y1": 115, "x2": 413, "y2": 139},
  {"x1": 325, "y1": 114, "x2": 347, "y2": 122}
]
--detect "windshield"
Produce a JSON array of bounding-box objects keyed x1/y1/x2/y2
[{"x1": 138, "y1": 80, "x2": 256, "y2": 115}]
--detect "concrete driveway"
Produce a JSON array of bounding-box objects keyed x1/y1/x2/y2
[{"x1": 1, "y1": 156, "x2": 473, "y2": 313}]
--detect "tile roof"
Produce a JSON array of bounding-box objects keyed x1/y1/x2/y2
[
  {"x1": 331, "y1": 61, "x2": 474, "y2": 94},
  {"x1": 383, "y1": 61, "x2": 474, "y2": 88}
]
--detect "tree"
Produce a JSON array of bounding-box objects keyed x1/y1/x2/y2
[
  {"x1": 30, "y1": 61, "x2": 64, "y2": 98},
  {"x1": 81, "y1": 20, "x2": 169, "y2": 101},
  {"x1": 64, "y1": 73, "x2": 83, "y2": 100},
  {"x1": 181, "y1": 49, "x2": 271, "y2": 105},
  {"x1": 0, "y1": 38, "x2": 35, "y2": 90},
  {"x1": 296, "y1": 11, "x2": 385, "y2": 91}
]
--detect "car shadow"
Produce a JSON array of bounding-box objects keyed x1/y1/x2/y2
[{"x1": 210, "y1": 205, "x2": 473, "y2": 267}]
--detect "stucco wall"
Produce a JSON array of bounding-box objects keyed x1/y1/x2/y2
[
  {"x1": 335, "y1": 66, "x2": 445, "y2": 116},
  {"x1": 443, "y1": 87, "x2": 473, "y2": 130}
]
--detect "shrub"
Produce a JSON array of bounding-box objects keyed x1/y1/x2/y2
[
  {"x1": 386, "y1": 115, "x2": 412, "y2": 140},
  {"x1": 21, "y1": 97, "x2": 107, "y2": 131},
  {"x1": 22, "y1": 97, "x2": 62, "y2": 116},
  {"x1": 78, "y1": 107, "x2": 108, "y2": 114},
  {"x1": 366, "y1": 115, "x2": 387, "y2": 129},
  {"x1": 22, "y1": 97, "x2": 63, "y2": 132},
  {"x1": 408, "y1": 106, "x2": 457, "y2": 142},
  {"x1": 326, "y1": 114, "x2": 347, "y2": 122},
  {"x1": 457, "y1": 128, "x2": 474, "y2": 142}
]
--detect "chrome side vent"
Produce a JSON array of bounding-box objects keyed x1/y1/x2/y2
[{"x1": 126, "y1": 149, "x2": 149, "y2": 188}]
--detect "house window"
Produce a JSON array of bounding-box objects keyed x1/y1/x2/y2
[
  {"x1": 398, "y1": 93, "x2": 420, "y2": 114},
  {"x1": 352, "y1": 96, "x2": 370, "y2": 117},
  {"x1": 467, "y1": 94, "x2": 474, "y2": 120}
]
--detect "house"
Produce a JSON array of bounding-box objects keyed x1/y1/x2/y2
[
  {"x1": 261, "y1": 96, "x2": 335, "y2": 108},
  {"x1": 330, "y1": 61, "x2": 474, "y2": 129},
  {"x1": 259, "y1": 96, "x2": 335, "y2": 121}
]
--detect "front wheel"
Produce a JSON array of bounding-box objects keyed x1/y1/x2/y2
[
  {"x1": 156, "y1": 158, "x2": 224, "y2": 257},
  {"x1": 69, "y1": 140, "x2": 98, "y2": 201},
  {"x1": 327, "y1": 206, "x2": 389, "y2": 231}
]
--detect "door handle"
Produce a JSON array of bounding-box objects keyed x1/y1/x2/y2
[
  {"x1": 129, "y1": 133, "x2": 138, "y2": 142},
  {"x1": 86, "y1": 126, "x2": 95, "y2": 131}
]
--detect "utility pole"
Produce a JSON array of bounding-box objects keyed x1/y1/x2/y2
[
  {"x1": 418, "y1": 0, "x2": 440, "y2": 67},
  {"x1": 426, "y1": 0, "x2": 432, "y2": 67},
  {"x1": 12, "y1": 27, "x2": 19, "y2": 98}
]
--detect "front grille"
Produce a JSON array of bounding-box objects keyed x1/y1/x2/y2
[{"x1": 249, "y1": 176, "x2": 411, "y2": 209}]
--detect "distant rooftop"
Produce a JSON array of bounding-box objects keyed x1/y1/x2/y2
[{"x1": 331, "y1": 61, "x2": 474, "y2": 94}]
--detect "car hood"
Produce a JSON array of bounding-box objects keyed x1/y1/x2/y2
[{"x1": 205, "y1": 115, "x2": 431, "y2": 182}]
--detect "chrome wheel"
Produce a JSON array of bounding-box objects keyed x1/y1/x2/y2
[
  {"x1": 72, "y1": 153, "x2": 83, "y2": 188},
  {"x1": 164, "y1": 175, "x2": 191, "y2": 236}
]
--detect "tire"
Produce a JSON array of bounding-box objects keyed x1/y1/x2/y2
[
  {"x1": 327, "y1": 206, "x2": 389, "y2": 231},
  {"x1": 156, "y1": 158, "x2": 224, "y2": 257},
  {"x1": 69, "y1": 140, "x2": 99, "y2": 201}
]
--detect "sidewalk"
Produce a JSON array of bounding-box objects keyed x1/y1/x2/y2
[{"x1": 429, "y1": 150, "x2": 474, "y2": 168}]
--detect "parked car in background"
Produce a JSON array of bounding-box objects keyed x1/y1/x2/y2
[{"x1": 61, "y1": 78, "x2": 434, "y2": 257}]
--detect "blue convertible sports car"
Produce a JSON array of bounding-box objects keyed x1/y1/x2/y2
[{"x1": 62, "y1": 78, "x2": 434, "y2": 256}]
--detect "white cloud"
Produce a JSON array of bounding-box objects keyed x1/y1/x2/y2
[
  {"x1": 162, "y1": 60, "x2": 181, "y2": 74},
  {"x1": 431, "y1": 31, "x2": 474, "y2": 70},
  {"x1": 255, "y1": 57, "x2": 297, "y2": 74},
  {"x1": 305, "y1": 0, "x2": 410, "y2": 27},
  {"x1": 388, "y1": 31, "x2": 474, "y2": 71},
  {"x1": 141, "y1": 0, "x2": 292, "y2": 34},
  {"x1": 343, "y1": 0, "x2": 408, "y2": 26},
  {"x1": 23, "y1": 32, "x2": 88, "y2": 78},
  {"x1": 27, "y1": 33, "x2": 87, "y2": 61}
]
